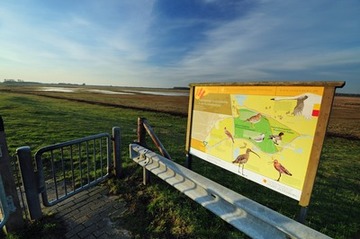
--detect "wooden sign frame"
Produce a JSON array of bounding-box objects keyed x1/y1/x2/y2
[{"x1": 185, "y1": 81, "x2": 345, "y2": 206}]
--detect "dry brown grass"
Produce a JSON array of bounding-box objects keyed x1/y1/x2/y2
[
  {"x1": 1, "y1": 84, "x2": 358, "y2": 138},
  {"x1": 328, "y1": 96, "x2": 360, "y2": 139},
  {"x1": 32, "y1": 92, "x2": 360, "y2": 139}
]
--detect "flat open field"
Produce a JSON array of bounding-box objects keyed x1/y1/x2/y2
[
  {"x1": 328, "y1": 96, "x2": 360, "y2": 139},
  {"x1": 0, "y1": 83, "x2": 359, "y2": 238},
  {"x1": 2, "y1": 83, "x2": 359, "y2": 138}
]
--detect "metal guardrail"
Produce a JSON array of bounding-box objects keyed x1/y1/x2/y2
[
  {"x1": 35, "y1": 133, "x2": 112, "y2": 207},
  {"x1": 129, "y1": 143, "x2": 332, "y2": 239}
]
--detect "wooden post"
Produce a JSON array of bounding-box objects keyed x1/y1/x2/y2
[
  {"x1": 112, "y1": 127, "x2": 122, "y2": 178},
  {"x1": 0, "y1": 116, "x2": 24, "y2": 232},
  {"x1": 185, "y1": 85, "x2": 195, "y2": 169},
  {"x1": 137, "y1": 117, "x2": 150, "y2": 184},
  {"x1": 142, "y1": 119, "x2": 172, "y2": 160},
  {"x1": 137, "y1": 117, "x2": 146, "y2": 147},
  {"x1": 299, "y1": 86, "x2": 339, "y2": 207}
]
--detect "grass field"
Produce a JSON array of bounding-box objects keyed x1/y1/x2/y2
[{"x1": 0, "y1": 83, "x2": 359, "y2": 239}]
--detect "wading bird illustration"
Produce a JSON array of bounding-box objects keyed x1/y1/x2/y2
[
  {"x1": 224, "y1": 127, "x2": 234, "y2": 143},
  {"x1": 245, "y1": 113, "x2": 262, "y2": 124},
  {"x1": 272, "y1": 159, "x2": 292, "y2": 181},
  {"x1": 269, "y1": 132, "x2": 284, "y2": 145},
  {"x1": 249, "y1": 133, "x2": 265, "y2": 143},
  {"x1": 270, "y1": 93, "x2": 322, "y2": 118},
  {"x1": 232, "y1": 148, "x2": 260, "y2": 175}
]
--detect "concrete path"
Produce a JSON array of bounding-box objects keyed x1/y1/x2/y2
[{"x1": 43, "y1": 184, "x2": 132, "y2": 239}]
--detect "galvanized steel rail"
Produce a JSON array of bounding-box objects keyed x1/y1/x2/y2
[{"x1": 129, "y1": 143, "x2": 331, "y2": 239}]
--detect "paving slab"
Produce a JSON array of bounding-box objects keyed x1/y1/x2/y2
[{"x1": 43, "y1": 184, "x2": 132, "y2": 239}]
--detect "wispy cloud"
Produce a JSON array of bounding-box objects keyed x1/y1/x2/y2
[
  {"x1": 0, "y1": 0, "x2": 359, "y2": 93},
  {"x1": 166, "y1": 0, "x2": 360, "y2": 89}
]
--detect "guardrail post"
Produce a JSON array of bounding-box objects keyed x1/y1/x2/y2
[
  {"x1": 0, "y1": 116, "x2": 24, "y2": 232},
  {"x1": 16, "y1": 146, "x2": 42, "y2": 220},
  {"x1": 112, "y1": 127, "x2": 122, "y2": 178},
  {"x1": 137, "y1": 117, "x2": 150, "y2": 185}
]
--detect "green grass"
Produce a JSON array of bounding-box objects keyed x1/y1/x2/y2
[{"x1": 0, "y1": 91, "x2": 359, "y2": 239}]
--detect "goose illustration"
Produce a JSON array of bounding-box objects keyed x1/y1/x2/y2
[{"x1": 270, "y1": 93, "x2": 322, "y2": 118}]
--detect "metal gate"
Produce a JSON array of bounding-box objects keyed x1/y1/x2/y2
[
  {"x1": 16, "y1": 127, "x2": 121, "y2": 220},
  {"x1": 35, "y1": 133, "x2": 111, "y2": 206}
]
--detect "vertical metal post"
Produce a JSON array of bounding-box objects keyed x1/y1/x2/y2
[
  {"x1": 185, "y1": 153, "x2": 192, "y2": 169},
  {"x1": 297, "y1": 206, "x2": 308, "y2": 224},
  {"x1": 0, "y1": 116, "x2": 24, "y2": 231},
  {"x1": 112, "y1": 127, "x2": 121, "y2": 178},
  {"x1": 137, "y1": 117, "x2": 150, "y2": 185},
  {"x1": 16, "y1": 146, "x2": 42, "y2": 220}
]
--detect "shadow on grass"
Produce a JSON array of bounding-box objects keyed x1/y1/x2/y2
[{"x1": 0, "y1": 214, "x2": 67, "y2": 239}]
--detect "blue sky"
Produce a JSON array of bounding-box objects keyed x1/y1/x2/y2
[{"x1": 0, "y1": 0, "x2": 359, "y2": 93}]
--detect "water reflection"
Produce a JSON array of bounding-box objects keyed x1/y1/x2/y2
[{"x1": 37, "y1": 87, "x2": 189, "y2": 96}]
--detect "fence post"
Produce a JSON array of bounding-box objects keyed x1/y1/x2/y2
[
  {"x1": 16, "y1": 146, "x2": 42, "y2": 220},
  {"x1": 0, "y1": 116, "x2": 24, "y2": 232},
  {"x1": 112, "y1": 127, "x2": 122, "y2": 178},
  {"x1": 137, "y1": 117, "x2": 150, "y2": 185}
]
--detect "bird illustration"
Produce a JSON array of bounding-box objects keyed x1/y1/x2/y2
[
  {"x1": 270, "y1": 93, "x2": 321, "y2": 118},
  {"x1": 232, "y1": 148, "x2": 260, "y2": 175},
  {"x1": 224, "y1": 127, "x2": 234, "y2": 143},
  {"x1": 269, "y1": 132, "x2": 284, "y2": 145},
  {"x1": 273, "y1": 159, "x2": 292, "y2": 181},
  {"x1": 245, "y1": 113, "x2": 262, "y2": 124},
  {"x1": 249, "y1": 133, "x2": 265, "y2": 143}
]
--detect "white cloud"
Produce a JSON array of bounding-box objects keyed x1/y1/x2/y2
[
  {"x1": 167, "y1": 1, "x2": 360, "y2": 86},
  {"x1": 0, "y1": 1, "x2": 359, "y2": 92}
]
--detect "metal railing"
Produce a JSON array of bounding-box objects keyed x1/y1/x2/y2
[
  {"x1": 34, "y1": 133, "x2": 112, "y2": 207},
  {"x1": 16, "y1": 128, "x2": 121, "y2": 220},
  {"x1": 129, "y1": 143, "x2": 331, "y2": 239}
]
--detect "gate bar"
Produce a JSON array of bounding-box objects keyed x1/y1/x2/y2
[{"x1": 129, "y1": 143, "x2": 331, "y2": 239}]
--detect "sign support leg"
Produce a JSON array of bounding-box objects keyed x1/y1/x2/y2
[{"x1": 297, "y1": 206, "x2": 308, "y2": 223}]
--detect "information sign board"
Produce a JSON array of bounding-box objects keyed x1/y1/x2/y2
[{"x1": 186, "y1": 82, "x2": 345, "y2": 206}]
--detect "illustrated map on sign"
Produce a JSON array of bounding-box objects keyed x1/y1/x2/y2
[{"x1": 189, "y1": 86, "x2": 324, "y2": 200}]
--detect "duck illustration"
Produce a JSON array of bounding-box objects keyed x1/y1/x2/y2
[{"x1": 269, "y1": 132, "x2": 284, "y2": 145}]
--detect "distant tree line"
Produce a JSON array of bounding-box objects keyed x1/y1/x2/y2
[
  {"x1": 335, "y1": 93, "x2": 360, "y2": 97},
  {"x1": 173, "y1": 86, "x2": 190, "y2": 90},
  {"x1": 2, "y1": 79, "x2": 42, "y2": 85},
  {"x1": 3, "y1": 79, "x2": 24, "y2": 83}
]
